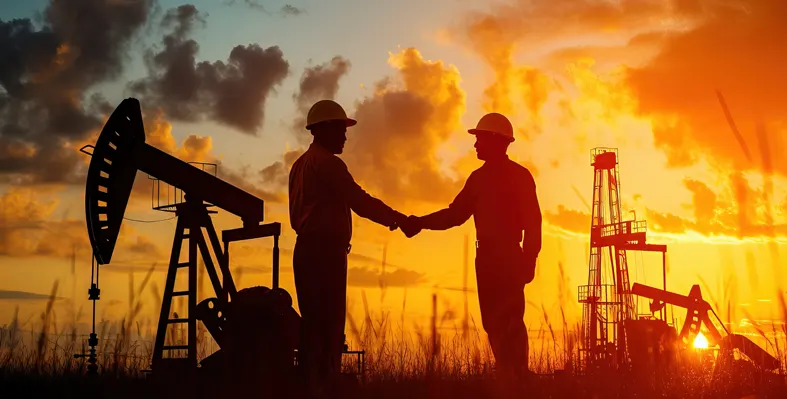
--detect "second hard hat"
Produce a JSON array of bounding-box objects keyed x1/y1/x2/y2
[
  {"x1": 306, "y1": 100, "x2": 357, "y2": 130},
  {"x1": 468, "y1": 113, "x2": 514, "y2": 142}
]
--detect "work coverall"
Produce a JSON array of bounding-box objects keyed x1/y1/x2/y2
[
  {"x1": 419, "y1": 155, "x2": 542, "y2": 378},
  {"x1": 289, "y1": 142, "x2": 400, "y2": 392}
]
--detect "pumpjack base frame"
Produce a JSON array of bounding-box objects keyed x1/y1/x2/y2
[{"x1": 151, "y1": 197, "x2": 282, "y2": 372}]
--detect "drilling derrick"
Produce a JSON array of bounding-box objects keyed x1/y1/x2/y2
[{"x1": 577, "y1": 148, "x2": 667, "y2": 374}]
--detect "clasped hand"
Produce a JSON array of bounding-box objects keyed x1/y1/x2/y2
[{"x1": 390, "y1": 214, "x2": 422, "y2": 238}]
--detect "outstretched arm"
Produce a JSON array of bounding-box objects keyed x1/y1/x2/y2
[
  {"x1": 321, "y1": 156, "x2": 403, "y2": 228},
  {"x1": 522, "y1": 171, "x2": 542, "y2": 262},
  {"x1": 418, "y1": 175, "x2": 476, "y2": 231}
]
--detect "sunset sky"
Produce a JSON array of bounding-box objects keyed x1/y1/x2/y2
[{"x1": 1, "y1": 0, "x2": 785, "y2": 344}]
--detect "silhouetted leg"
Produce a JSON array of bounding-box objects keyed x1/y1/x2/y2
[
  {"x1": 293, "y1": 237, "x2": 348, "y2": 397},
  {"x1": 293, "y1": 238, "x2": 317, "y2": 391},
  {"x1": 311, "y1": 244, "x2": 347, "y2": 395},
  {"x1": 325, "y1": 256, "x2": 347, "y2": 395},
  {"x1": 476, "y1": 245, "x2": 529, "y2": 392}
]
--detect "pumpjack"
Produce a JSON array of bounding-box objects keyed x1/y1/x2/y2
[
  {"x1": 632, "y1": 283, "x2": 780, "y2": 373},
  {"x1": 77, "y1": 98, "x2": 301, "y2": 382}
]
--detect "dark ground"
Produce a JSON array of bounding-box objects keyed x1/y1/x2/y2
[{"x1": 1, "y1": 368, "x2": 786, "y2": 399}]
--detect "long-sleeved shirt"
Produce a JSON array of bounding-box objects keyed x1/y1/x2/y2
[
  {"x1": 419, "y1": 155, "x2": 542, "y2": 261},
  {"x1": 289, "y1": 143, "x2": 401, "y2": 247}
]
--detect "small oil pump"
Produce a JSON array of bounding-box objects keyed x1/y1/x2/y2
[
  {"x1": 77, "y1": 98, "x2": 300, "y2": 379},
  {"x1": 632, "y1": 283, "x2": 780, "y2": 373}
]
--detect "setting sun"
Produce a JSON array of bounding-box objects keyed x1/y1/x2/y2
[{"x1": 693, "y1": 332, "x2": 710, "y2": 349}]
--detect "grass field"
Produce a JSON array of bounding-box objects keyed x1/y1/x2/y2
[{"x1": 1, "y1": 282, "x2": 786, "y2": 399}]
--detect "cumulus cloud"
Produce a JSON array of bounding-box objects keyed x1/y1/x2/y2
[
  {"x1": 258, "y1": 148, "x2": 304, "y2": 189},
  {"x1": 544, "y1": 172, "x2": 787, "y2": 241},
  {"x1": 446, "y1": 1, "x2": 767, "y2": 143},
  {"x1": 1, "y1": 1, "x2": 292, "y2": 192},
  {"x1": 446, "y1": 0, "x2": 787, "y2": 246},
  {"x1": 444, "y1": 0, "x2": 691, "y2": 132},
  {"x1": 624, "y1": 0, "x2": 787, "y2": 176},
  {"x1": 128, "y1": 4, "x2": 290, "y2": 135},
  {"x1": 340, "y1": 48, "x2": 467, "y2": 207},
  {"x1": 544, "y1": 205, "x2": 591, "y2": 234},
  {"x1": 117, "y1": 109, "x2": 285, "y2": 205},
  {"x1": 0, "y1": 186, "x2": 85, "y2": 257},
  {"x1": 454, "y1": 0, "x2": 690, "y2": 45},
  {"x1": 0, "y1": 0, "x2": 153, "y2": 185},
  {"x1": 0, "y1": 186, "x2": 164, "y2": 258},
  {"x1": 646, "y1": 175, "x2": 787, "y2": 240}
]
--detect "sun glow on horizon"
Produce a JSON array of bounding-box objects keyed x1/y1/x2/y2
[{"x1": 693, "y1": 332, "x2": 709, "y2": 349}]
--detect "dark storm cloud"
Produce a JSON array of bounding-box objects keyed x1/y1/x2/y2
[
  {"x1": 128, "y1": 4, "x2": 290, "y2": 135},
  {"x1": 0, "y1": 0, "x2": 154, "y2": 184}
]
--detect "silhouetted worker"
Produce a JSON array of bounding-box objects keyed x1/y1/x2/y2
[
  {"x1": 403, "y1": 112, "x2": 542, "y2": 393},
  {"x1": 289, "y1": 99, "x2": 407, "y2": 398}
]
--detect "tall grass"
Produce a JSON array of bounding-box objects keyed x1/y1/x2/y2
[{"x1": 1, "y1": 264, "x2": 786, "y2": 398}]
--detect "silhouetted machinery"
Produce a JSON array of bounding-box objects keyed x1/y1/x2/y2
[
  {"x1": 632, "y1": 283, "x2": 780, "y2": 376},
  {"x1": 577, "y1": 148, "x2": 669, "y2": 373},
  {"x1": 78, "y1": 98, "x2": 300, "y2": 381}
]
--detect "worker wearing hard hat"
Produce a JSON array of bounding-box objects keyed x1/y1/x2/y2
[
  {"x1": 289, "y1": 99, "x2": 408, "y2": 397},
  {"x1": 401, "y1": 113, "x2": 542, "y2": 393}
]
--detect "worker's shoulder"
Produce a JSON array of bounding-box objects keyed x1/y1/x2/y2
[
  {"x1": 510, "y1": 159, "x2": 534, "y2": 174},
  {"x1": 289, "y1": 149, "x2": 308, "y2": 171},
  {"x1": 295, "y1": 146, "x2": 346, "y2": 167},
  {"x1": 504, "y1": 159, "x2": 536, "y2": 184},
  {"x1": 477, "y1": 158, "x2": 534, "y2": 175},
  {"x1": 321, "y1": 152, "x2": 348, "y2": 169}
]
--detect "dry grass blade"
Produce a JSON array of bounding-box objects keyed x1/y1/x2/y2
[{"x1": 715, "y1": 90, "x2": 752, "y2": 163}]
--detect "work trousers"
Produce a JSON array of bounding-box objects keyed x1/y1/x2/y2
[
  {"x1": 292, "y1": 235, "x2": 348, "y2": 395},
  {"x1": 476, "y1": 242, "x2": 530, "y2": 380}
]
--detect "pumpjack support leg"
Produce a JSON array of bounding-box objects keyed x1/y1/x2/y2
[
  {"x1": 152, "y1": 213, "x2": 192, "y2": 370},
  {"x1": 151, "y1": 200, "x2": 231, "y2": 371},
  {"x1": 150, "y1": 198, "x2": 287, "y2": 375}
]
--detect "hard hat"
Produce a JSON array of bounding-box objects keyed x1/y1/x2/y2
[
  {"x1": 305, "y1": 100, "x2": 357, "y2": 130},
  {"x1": 468, "y1": 112, "x2": 514, "y2": 142}
]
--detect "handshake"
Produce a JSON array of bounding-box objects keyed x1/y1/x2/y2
[{"x1": 389, "y1": 214, "x2": 423, "y2": 238}]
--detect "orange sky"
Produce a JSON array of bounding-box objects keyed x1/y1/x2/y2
[{"x1": 1, "y1": 0, "x2": 785, "y2": 349}]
